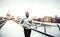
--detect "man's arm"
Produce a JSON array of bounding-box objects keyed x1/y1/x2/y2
[
  {"x1": 24, "y1": 19, "x2": 33, "y2": 27},
  {"x1": 20, "y1": 19, "x2": 24, "y2": 24},
  {"x1": 18, "y1": 19, "x2": 24, "y2": 24}
]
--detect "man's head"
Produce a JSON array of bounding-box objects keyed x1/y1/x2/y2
[{"x1": 25, "y1": 11, "x2": 29, "y2": 18}]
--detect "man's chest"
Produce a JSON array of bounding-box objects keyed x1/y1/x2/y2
[{"x1": 24, "y1": 18, "x2": 31, "y2": 22}]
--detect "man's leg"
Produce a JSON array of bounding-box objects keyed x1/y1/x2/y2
[
  {"x1": 24, "y1": 29, "x2": 31, "y2": 37},
  {"x1": 28, "y1": 29, "x2": 31, "y2": 37}
]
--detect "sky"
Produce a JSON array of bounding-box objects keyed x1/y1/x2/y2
[{"x1": 0, "y1": 0, "x2": 60, "y2": 18}]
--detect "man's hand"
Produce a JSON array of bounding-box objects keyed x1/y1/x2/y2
[
  {"x1": 29, "y1": 20, "x2": 32, "y2": 24},
  {"x1": 22, "y1": 25, "x2": 26, "y2": 28}
]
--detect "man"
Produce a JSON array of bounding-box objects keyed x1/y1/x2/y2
[{"x1": 19, "y1": 11, "x2": 32, "y2": 37}]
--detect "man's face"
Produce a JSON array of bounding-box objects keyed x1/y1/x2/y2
[{"x1": 25, "y1": 12, "x2": 29, "y2": 18}]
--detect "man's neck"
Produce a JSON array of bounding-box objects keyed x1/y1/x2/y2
[{"x1": 26, "y1": 16, "x2": 29, "y2": 18}]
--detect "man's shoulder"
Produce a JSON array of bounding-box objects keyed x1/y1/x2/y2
[
  {"x1": 22, "y1": 16, "x2": 26, "y2": 20},
  {"x1": 22, "y1": 16, "x2": 33, "y2": 19}
]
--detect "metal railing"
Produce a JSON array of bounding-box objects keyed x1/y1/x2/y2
[{"x1": 0, "y1": 20, "x2": 7, "y2": 29}]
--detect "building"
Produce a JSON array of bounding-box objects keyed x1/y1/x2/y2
[
  {"x1": 33, "y1": 17, "x2": 41, "y2": 21},
  {"x1": 10, "y1": 16, "x2": 15, "y2": 21},
  {"x1": 14, "y1": 16, "x2": 21, "y2": 23},
  {"x1": 43, "y1": 16, "x2": 52, "y2": 22},
  {"x1": 40, "y1": 18, "x2": 44, "y2": 22},
  {"x1": 51, "y1": 18, "x2": 56, "y2": 23},
  {"x1": 6, "y1": 13, "x2": 11, "y2": 20},
  {"x1": 55, "y1": 17, "x2": 60, "y2": 23}
]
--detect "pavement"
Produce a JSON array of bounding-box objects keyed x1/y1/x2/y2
[{"x1": 0, "y1": 20, "x2": 60, "y2": 37}]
